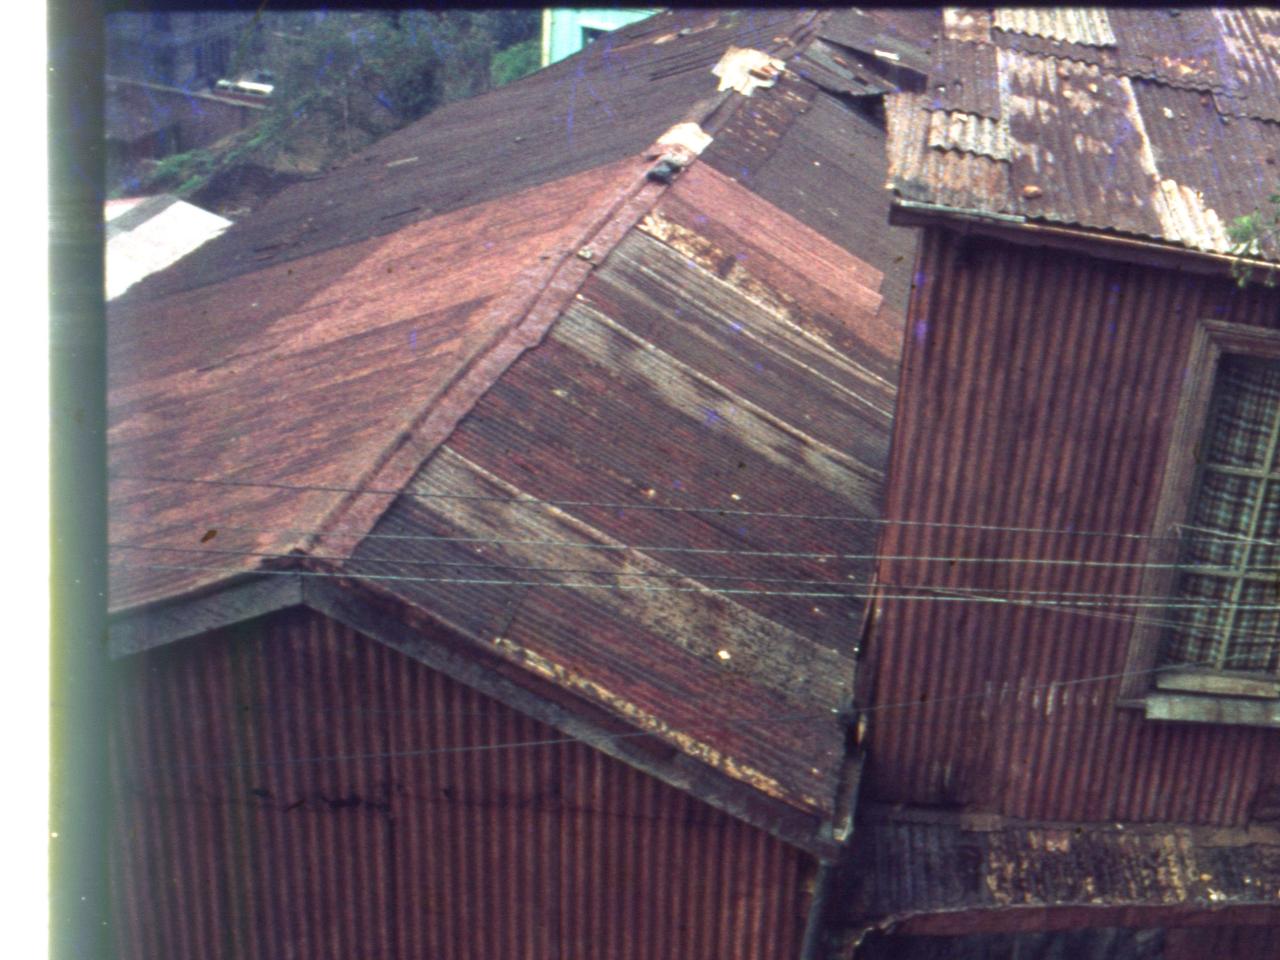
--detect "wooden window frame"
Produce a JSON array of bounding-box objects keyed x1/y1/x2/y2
[{"x1": 1119, "y1": 319, "x2": 1280, "y2": 726}]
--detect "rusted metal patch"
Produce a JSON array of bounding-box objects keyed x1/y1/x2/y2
[
  {"x1": 490, "y1": 633, "x2": 818, "y2": 810},
  {"x1": 652, "y1": 162, "x2": 890, "y2": 339},
  {"x1": 993, "y1": 7, "x2": 1116, "y2": 48},
  {"x1": 849, "y1": 806, "x2": 1280, "y2": 924},
  {"x1": 638, "y1": 211, "x2": 803, "y2": 322},
  {"x1": 713, "y1": 46, "x2": 787, "y2": 97},
  {"x1": 927, "y1": 109, "x2": 1012, "y2": 161},
  {"x1": 943, "y1": 8, "x2": 993, "y2": 45}
]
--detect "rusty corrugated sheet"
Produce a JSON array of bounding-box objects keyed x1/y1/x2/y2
[
  {"x1": 992, "y1": 8, "x2": 1117, "y2": 48},
  {"x1": 344, "y1": 160, "x2": 901, "y2": 820},
  {"x1": 928, "y1": 39, "x2": 1001, "y2": 118},
  {"x1": 1212, "y1": 8, "x2": 1280, "y2": 122},
  {"x1": 847, "y1": 806, "x2": 1280, "y2": 929},
  {"x1": 865, "y1": 229, "x2": 1280, "y2": 825},
  {"x1": 110, "y1": 607, "x2": 816, "y2": 960},
  {"x1": 889, "y1": 6, "x2": 1280, "y2": 261},
  {"x1": 887, "y1": 93, "x2": 1012, "y2": 214},
  {"x1": 108, "y1": 158, "x2": 647, "y2": 610},
  {"x1": 704, "y1": 81, "x2": 925, "y2": 319}
]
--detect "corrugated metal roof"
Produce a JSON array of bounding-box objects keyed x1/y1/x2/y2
[
  {"x1": 926, "y1": 108, "x2": 1011, "y2": 160},
  {"x1": 108, "y1": 158, "x2": 646, "y2": 609},
  {"x1": 891, "y1": 6, "x2": 1280, "y2": 261},
  {"x1": 849, "y1": 806, "x2": 1280, "y2": 926},
  {"x1": 992, "y1": 7, "x2": 1116, "y2": 48},
  {"x1": 342, "y1": 161, "x2": 900, "y2": 820}
]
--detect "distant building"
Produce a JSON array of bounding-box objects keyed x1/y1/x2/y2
[
  {"x1": 106, "y1": 11, "x2": 256, "y2": 90},
  {"x1": 104, "y1": 75, "x2": 265, "y2": 193},
  {"x1": 540, "y1": 7, "x2": 659, "y2": 66}
]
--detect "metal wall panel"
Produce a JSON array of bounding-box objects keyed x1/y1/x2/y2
[
  {"x1": 110, "y1": 607, "x2": 815, "y2": 959},
  {"x1": 864, "y1": 227, "x2": 1280, "y2": 825}
]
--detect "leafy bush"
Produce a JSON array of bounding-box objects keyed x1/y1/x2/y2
[
  {"x1": 1228, "y1": 193, "x2": 1280, "y2": 288},
  {"x1": 491, "y1": 39, "x2": 540, "y2": 88}
]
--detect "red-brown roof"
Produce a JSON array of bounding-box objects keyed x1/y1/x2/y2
[{"x1": 110, "y1": 157, "x2": 645, "y2": 608}]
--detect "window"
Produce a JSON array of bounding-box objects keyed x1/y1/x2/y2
[
  {"x1": 1122, "y1": 320, "x2": 1280, "y2": 724},
  {"x1": 1159, "y1": 355, "x2": 1280, "y2": 679},
  {"x1": 582, "y1": 26, "x2": 607, "y2": 46}
]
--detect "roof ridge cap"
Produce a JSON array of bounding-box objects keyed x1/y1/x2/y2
[{"x1": 303, "y1": 157, "x2": 682, "y2": 562}]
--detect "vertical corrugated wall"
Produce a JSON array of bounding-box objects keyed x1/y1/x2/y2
[
  {"x1": 110, "y1": 607, "x2": 815, "y2": 960},
  {"x1": 866, "y1": 227, "x2": 1280, "y2": 824}
]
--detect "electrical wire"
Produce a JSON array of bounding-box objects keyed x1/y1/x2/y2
[
  {"x1": 107, "y1": 541, "x2": 1272, "y2": 604},
  {"x1": 108, "y1": 541, "x2": 1280, "y2": 646},
  {"x1": 112, "y1": 471, "x2": 1234, "y2": 543},
  {"x1": 134, "y1": 522, "x2": 1271, "y2": 572},
  {"x1": 113, "y1": 559, "x2": 1280, "y2": 612},
  {"x1": 117, "y1": 649, "x2": 1268, "y2": 775}
]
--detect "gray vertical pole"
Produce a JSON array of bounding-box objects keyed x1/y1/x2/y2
[{"x1": 49, "y1": 0, "x2": 111, "y2": 957}]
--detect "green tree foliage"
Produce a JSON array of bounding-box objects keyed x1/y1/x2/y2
[
  {"x1": 131, "y1": 11, "x2": 542, "y2": 201},
  {"x1": 1227, "y1": 193, "x2": 1280, "y2": 288},
  {"x1": 491, "y1": 39, "x2": 540, "y2": 89}
]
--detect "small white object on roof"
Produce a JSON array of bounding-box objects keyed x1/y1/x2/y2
[
  {"x1": 647, "y1": 122, "x2": 714, "y2": 172},
  {"x1": 655, "y1": 122, "x2": 713, "y2": 157},
  {"x1": 712, "y1": 46, "x2": 786, "y2": 97},
  {"x1": 105, "y1": 196, "x2": 232, "y2": 300}
]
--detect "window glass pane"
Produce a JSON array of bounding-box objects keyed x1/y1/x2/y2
[
  {"x1": 1186, "y1": 472, "x2": 1262, "y2": 550},
  {"x1": 1203, "y1": 356, "x2": 1280, "y2": 469},
  {"x1": 1179, "y1": 523, "x2": 1251, "y2": 570},
  {"x1": 1230, "y1": 579, "x2": 1280, "y2": 673},
  {"x1": 1162, "y1": 573, "x2": 1234, "y2": 668},
  {"x1": 1253, "y1": 480, "x2": 1280, "y2": 569}
]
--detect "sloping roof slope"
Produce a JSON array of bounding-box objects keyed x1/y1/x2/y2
[
  {"x1": 110, "y1": 158, "x2": 643, "y2": 608},
  {"x1": 886, "y1": 7, "x2": 1280, "y2": 261},
  {"x1": 342, "y1": 162, "x2": 900, "y2": 818},
  {"x1": 108, "y1": 7, "x2": 934, "y2": 835}
]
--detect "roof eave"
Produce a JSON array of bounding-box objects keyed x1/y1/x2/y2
[
  {"x1": 889, "y1": 197, "x2": 1280, "y2": 281},
  {"x1": 108, "y1": 567, "x2": 846, "y2": 860}
]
